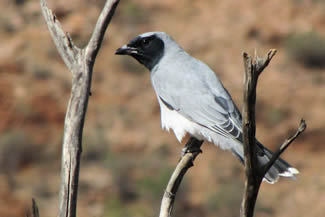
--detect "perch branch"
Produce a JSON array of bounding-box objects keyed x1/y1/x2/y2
[
  {"x1": 240, "y1": 50, "x2": 306, "y2": 217},
  {"x1": 159, "y1": 137, "x2": 203, "y2": 217},
  {"x1": 40, "y1": 1, "x2": 120, "y2": 217}
]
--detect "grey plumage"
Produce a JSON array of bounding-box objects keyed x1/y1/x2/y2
[{"x1": 116, "y1": 32, "x2": 299, "y2": 183}]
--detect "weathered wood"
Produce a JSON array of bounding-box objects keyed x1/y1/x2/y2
[
  {"x1": 262, "y1": 119, "x2": 306, "y2": 176},
  {"x1": 240, "y1": 50, "x2": 306, "y2": 217},
  {"x1": 159, "y1": 137, "x2": 203, "y2": 217},
  {"x1": 40, "y1": 1, "x2": 120, "y2": 217},
  {"x1": 27, "y1": 199, "x2": 40, "y2": 217}
]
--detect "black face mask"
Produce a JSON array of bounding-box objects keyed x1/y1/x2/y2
[{"x1": 116, "y1": 34, "x2": 165, "y2": 70}]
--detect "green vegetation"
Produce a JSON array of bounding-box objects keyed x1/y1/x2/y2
[
  {"x1": 136, "y1": 167, "x2": 173, "y2": 200},
  {"x1": 205, "y1": 178, "x2": 242, "y2": 217},
  {"x1": 119, "y1": 0, "x2": 148, "y2": 25},
  {"x1": 265, "y1": 106, "x2": 290, "y2": 127},
  {"x1": 32, "y1": 64, "x2": 53, "y2": 80},
  {"x1": 0, "y1": 130, "x2": 40, "y2": 180},
  {"x1": 102, "y1": 147, "x2": 179, "y2": 217},
  {"x1": 83, "y1": 128, "x2": 109, "y2": 162}
]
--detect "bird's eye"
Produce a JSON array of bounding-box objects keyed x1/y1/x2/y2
[{"x1": 142, "y1": 38, "x2": 150, "y2": 46}]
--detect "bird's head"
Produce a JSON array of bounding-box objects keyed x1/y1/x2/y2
[{"x1": 115, "y1": 32, "x2": 167, "y2": 70}]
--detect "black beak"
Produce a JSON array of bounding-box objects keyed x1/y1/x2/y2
[{"x1": 115, "y1": 45, "x2": 137, "y2": 55}]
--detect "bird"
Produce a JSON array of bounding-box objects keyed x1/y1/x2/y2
[{"x1": 115, "y1": 32, "x2": 299, "y2": 183}]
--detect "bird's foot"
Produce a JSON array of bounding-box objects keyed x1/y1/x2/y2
[{"x1": 180, "y1": 137, "x2": 203, "y2": 158}]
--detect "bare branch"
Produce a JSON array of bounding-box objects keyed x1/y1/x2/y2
[
  {"x1": 40, "y1": 0, "x2": 79, "y2": 72},
  {"x1": 27, "y1": 199, "x2": 40, "y2": 217},
  {"x1": 254, "y1": 49, "x2": 277, "y2": 76},
  {"x1": 241, "y1": 50, "x2": 275, "y2": 217},
  {"x1": 86, "y1": 0, "x2": 120, "y2": 64},
  {"x1": 240, "y1": 50, "x2": 306, "y2": 217},
  {"x1": 262, "y1": 119, "x2": 306, "y2": 175},
  {"x1": 40, "y1": 1, "x2": 120, "y2": 217},
  {"x1": 159, "y1": 137, "x2": 203, "y2": 217}
]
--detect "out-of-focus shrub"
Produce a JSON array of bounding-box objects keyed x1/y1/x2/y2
[
  {"x1": 118, "y1": 0, "x2": 149, "y2": 25},
  {"x1": 0, "y1": 129, "x2": 41, "y2": 187},
  {"x1": 285, "y1": 31, "x2": 325, "y2": 68}
]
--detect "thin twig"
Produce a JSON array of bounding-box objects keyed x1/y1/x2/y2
[
  {"x1": 86, "y1": 0, "x2": 120, "y2": 63},
  {"x1": 262, "y1": 119, "x2": 306, "y2": 175},
  {"x1": 159, "y1": 137, "x2": 203, "y2": 217}
]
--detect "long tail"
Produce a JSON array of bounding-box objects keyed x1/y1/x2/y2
[
  {"x1": 231, "y1": 141, "x2": 299, "y2": 184},
  {"x1": 257, "y1": 142, "x2": 299, "y2": 184}
]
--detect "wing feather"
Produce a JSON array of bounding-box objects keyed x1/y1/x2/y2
[
  {"x1": 158, "y1": 89, "x2": 243, "y2": 144},
  {"x1": 151, "y1": 52, "x2": 243, "y2": 145}
]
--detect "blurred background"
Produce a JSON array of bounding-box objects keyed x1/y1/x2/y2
[{"x1": 1, "y1": 0, "x2": 325, "y2": 216}]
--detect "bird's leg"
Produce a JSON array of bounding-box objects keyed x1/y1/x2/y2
[{"x1": 181, "y1": 137, "x2": 203, "y2": 158}]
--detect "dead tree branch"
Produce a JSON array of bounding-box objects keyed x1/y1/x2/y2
[
  {"x1": 262, "y1": 119, "x2": 306, "y2": 176},
  {"x1": 240, "y1": 50, "x2": 306, "y2": 217},
  {"x1": 40, "y1": 1, "x2": 120, "y2": 217},
  {"x1": 26, "y1": 199, "x2": 40, "y2": 217},
  {"x1": 159, "y1": 137, "x2": 203, "y2": 217}
]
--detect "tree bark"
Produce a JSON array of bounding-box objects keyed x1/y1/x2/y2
[
  {"x1": 240, "y1": 50, "x2": 306, "y2": 217},
  {"x1": 40, "y1": 1, "x2": 120, "y2": 217},
  {"x1": 159, "y1": 137, "x2": 203, "y2": 217}
]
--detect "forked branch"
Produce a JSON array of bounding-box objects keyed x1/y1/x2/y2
[
  {"x1": 240, "y1": 50, "x2": 306, "y2": 217},
  {"x1": 262, "y1": 119, "x2": 306, "y2": 175},
  {"x1": 40, "y1": 1, "x2": 120, "y2": 217}
]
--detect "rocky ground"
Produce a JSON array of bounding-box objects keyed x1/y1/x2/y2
[{"x1": 1, "y1": 0, "x2": 325, "y2": 217}]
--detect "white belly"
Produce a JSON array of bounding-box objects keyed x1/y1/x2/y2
[
  {"x1": 159, "y1": 99, "x2": 205, "y2": 142},
  {"x1": 158, "y1": 99, "x2": 243, "y2": 153}
]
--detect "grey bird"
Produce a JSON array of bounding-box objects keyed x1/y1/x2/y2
[{"x1": 115, "y1": 32, "x2": 298, "y2": 183}]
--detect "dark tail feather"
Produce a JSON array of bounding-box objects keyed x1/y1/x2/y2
[
  {"x1": 231, "y1": 141, "x2": 299, "y2": 184},
  {"x1": 258, "y1": 144, "x2": 299, "y2": 184}
]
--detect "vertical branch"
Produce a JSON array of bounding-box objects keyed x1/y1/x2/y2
[
  {"x1": 32, "y1": 199, "x2": 40, "y2": 217},
  {"x1": 40, "y1": 1, "x2": 120, "y2": 217},
  {"x1": 26, "y1": 199, "x2": 40, "y2": 217},
  {"x1": 240, "y1": 49, "x2": 306, "y2": 217},
  {"x1": 241, "y1": 52, "x2": 261, "y2": 217}
]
